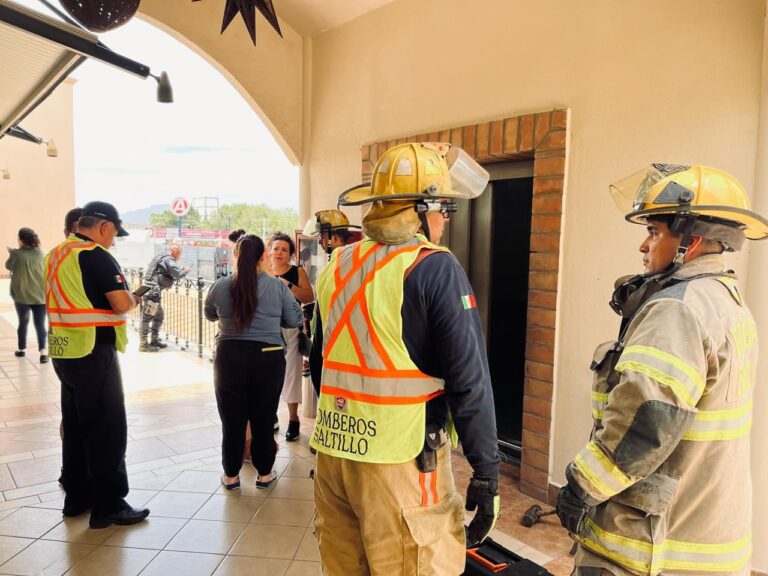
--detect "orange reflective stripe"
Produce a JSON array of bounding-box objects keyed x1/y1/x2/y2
[
  {"x1": 420, "y1": 472, "x2": 428, "y2": 507},
  {"x1": 50, "y1": 321, "x2": 126, "y2": 328},
  {"x1": 419, "y1": 472, "x2": 440, "y2": 507},
  {"x1": 323, "y1": 360, "x2": 430, "y2": 379},
  {"x1": 431, "y1": 470, "x2": 439, "y2": 505},
  {"x1": 321, "y1": 385, "x2": 444, "y2": 405},
  {"x1": 328, "y1": 243, "x2": 380, "y2": 312},
  {"x1": 359, "y1": 296, "x2": 395, "y2": 371}
]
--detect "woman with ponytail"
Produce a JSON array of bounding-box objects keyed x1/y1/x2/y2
[
  {"x1": 205, "y1": 231, "x2": 303, "y2": 490},
  {"x1": 5, "y1": 227, "x2": 47, "y2": 362}
]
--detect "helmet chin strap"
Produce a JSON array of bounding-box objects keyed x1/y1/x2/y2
[
  {"x1": 418, "y1": 212, "x2": 431, "y2": 242},
  {"x1": 669, "y1": 213, "x2": 697, "y2": 270}
]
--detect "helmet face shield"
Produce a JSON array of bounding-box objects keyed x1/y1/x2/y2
[
  {"x1": 610, "y1": 164, "x2": 690, "y2": 214},
  {"x1": 442, "y1": 147, "x2": 490, "y2": 200}
]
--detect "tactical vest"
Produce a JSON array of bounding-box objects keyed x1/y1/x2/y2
[
  {"x1": 309, "y1": 236, "x2": 448, "y2": 463},
  {"x1": 45, "y1": 237, "x2": 128, "y2": 359}
]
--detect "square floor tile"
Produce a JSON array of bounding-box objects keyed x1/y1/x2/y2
[
  {"x1": 251, "y1": 498, "x2": 315, "y2": 528},
  {"x1": 165, "y1": 519, "x2": 246, "y2": 554},
  {"x1": 64, "y1": 545, "x2": 157, "y2": 575},
  {"x1": 102, "y1": 516, "x2": 187, "y2": 550},
  {"x1": 285, "y1": 561, "x2": 322, "y2": 576},
  {"x1": 229, "y1": 524, "x2": 304, "y2": 559},
  {"x1": 293, "y1": 528, "x2": 320, "y2": 562},
  {"x1": 0, "y1": 539, "x2": 94, "y2": 576},
  {"x1": 41, "y1": 515, "x2": 117, "y2": 545},
  {"x1": 193, "y1": 494, "x2": 264, "y2": 523},
  {"x1": 140, "y1": 551, "x2": 224, "y2": 576},
  {"x1": 145, "y1": 490, "x2": 211, "y2": 518},
  {"x1": 0, "y1": 507, "x2": 63, "y2": 538},
  {"x1": 0, "y1": 535, "x2": 33, "y2": 564},
  {"x1": 282, "y1": 459, "x2": 314, "y2": 479},
  {"x1": 213, "y1": 556, "x2": 290, "y2": 576},
  {"x1": 125, "y1": 488, "x2": 159, "y2": 509},
  {"x1": 165, "y1": 471, "x2": 222, "y2": 493},
  {"x1": 268, "y1": 477, "x2": 314, "y2": 501}
]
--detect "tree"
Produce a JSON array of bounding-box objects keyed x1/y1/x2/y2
[
  {"x1": 204, "y1": 203, "x2": 298, "y2": 238},
  {"x1": 149, "y1": 207, "x2": 203, "y2": 228}
]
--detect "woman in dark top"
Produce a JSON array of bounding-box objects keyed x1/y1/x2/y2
[
  {"x1": 205, "y1": 231, "x2": 303, "y2": 489},
  {"x1": 267, "y1": 232, "x2": 314, "y2": 442},
  {"x1": 5, "y1": 227, "x2": 47, "y2": 362}
]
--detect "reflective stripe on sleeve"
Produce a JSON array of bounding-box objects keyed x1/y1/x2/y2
[
  {"x1": 682, "y1": 400, "x2": 753, "y2": 441},
  {"x1": 616, "y1": 345, "x2": 705, "y2": 407},
  {"x1": 592, "y1": 391, "x2": 609, "y2": 420},
  {"x1": 572, "y1": 441, "x2": 634, "y2": 501}
]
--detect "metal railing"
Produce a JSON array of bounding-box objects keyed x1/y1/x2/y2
[{"x1": 125, "y1": 268, "x2": 216, "y2": 359}]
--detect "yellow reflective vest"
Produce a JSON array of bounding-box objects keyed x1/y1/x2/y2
[
  {"x1": 569, "y1": 255, "x2": 755, "y2": 576},
  {"x1": 45, "y1": 237, "x2": 128, "y2": 359},
  {"x1": 310, "y1": 236, "x2": 448, "y2": 463}
]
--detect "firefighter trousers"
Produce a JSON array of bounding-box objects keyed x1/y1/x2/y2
[{"x1": 314, "y1": 444, "x2": 466, "y2": 576}]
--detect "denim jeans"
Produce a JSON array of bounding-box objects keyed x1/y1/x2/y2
[{"x1": 14, "y1": 303, "x2": 47, "y2": 351}]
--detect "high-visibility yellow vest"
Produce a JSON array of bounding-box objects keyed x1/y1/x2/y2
[
  {"x1": 310, "y1": 236, "x2": 448, "y2": 463},
  {"x1": 45, "y1": 237, "x2": 128, "y2": 359}
]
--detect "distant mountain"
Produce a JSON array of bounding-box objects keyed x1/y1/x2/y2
[{"x1": 121, "y1": 204, "x2": 168, "y2": 225}]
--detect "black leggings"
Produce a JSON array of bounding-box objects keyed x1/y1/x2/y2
[{"x1": 214, "y1": 340, "x2": 286, "y2": 476}]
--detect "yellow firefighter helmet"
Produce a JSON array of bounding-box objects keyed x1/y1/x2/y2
[{"x1": 610, "y1": 164, "x2": 768, "y2": 240}]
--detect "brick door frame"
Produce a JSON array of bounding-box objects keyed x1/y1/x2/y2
[{"x1": 360, "y1": 109, "x2": 567, "y2": 502}]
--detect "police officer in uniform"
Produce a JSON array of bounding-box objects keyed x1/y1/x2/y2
[
  {"x1": 47, "y1": 201, "x2": 150, "y2": 529},
  {"x1": 310, "y1": 143, "x2": 500, "y2": 575},
  {"x1": 557, "y1": 165, "x2": 765, "y2": 576}
]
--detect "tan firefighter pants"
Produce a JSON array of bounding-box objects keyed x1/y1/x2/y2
[{"x1": 314, "y1": 445, "x2": 466, "y2": 576}]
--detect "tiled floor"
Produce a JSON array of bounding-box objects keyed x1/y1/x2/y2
[{"x1": 0, "y1": 286, "x2": 574, "y2": 576}]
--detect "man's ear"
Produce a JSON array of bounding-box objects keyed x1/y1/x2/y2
[{"x1": 686, "y1": 235, "x2": 704, "y2": 260}]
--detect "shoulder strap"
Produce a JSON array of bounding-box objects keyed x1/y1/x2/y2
[{"x1": 404, "y1": 248, "x2": 441, "y2": 280}]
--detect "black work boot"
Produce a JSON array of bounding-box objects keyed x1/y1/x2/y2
[
  {"x1": 139, "y1": 338, "x2": 159, "y2": 352},
  {"x1": 150, "y1": 337, "x2": 168, "y2": 349}
]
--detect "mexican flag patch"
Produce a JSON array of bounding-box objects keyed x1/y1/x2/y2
[
  {"x1": 115, "y1": 274, "x2": 125, "y2": 284},
  {"x1": 461, "y1": 294, "x2": 477, "y2": 310}
]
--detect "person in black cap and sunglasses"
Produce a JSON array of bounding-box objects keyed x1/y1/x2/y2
[{"x1": 45, "y1": 201, "x2": 150, "y2": 529}]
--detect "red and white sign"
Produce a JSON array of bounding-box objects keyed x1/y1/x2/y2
[{"x1": 171, "y1": 197, "x2": 190, "y2": 216}]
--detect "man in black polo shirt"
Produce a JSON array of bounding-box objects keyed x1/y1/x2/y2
[{"x1": 48, "y1": 201, "x2": 150, "y2": 529}]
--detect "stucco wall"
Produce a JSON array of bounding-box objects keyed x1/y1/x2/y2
[
  {"x1": 308, "y1": 0, "x2": 766, "y2": 567},
  {"x1": 139, "y1": 0, "x2": 304, "y2": 164},
  {"x1": 0, "y1": 80, "x2": 76, "y2": 264}
]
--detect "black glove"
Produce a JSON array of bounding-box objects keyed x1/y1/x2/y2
[
  {"x1": 465, "y1": 476, "x2": 500, "y2": 548},
  {"x1": 556, "y1": 483, "x2": 589, "y2": 535}
]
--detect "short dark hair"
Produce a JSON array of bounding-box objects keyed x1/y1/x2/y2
[
  {"x1": 268, "y1": 231, "x2": 295, "y2": 255},
  {"x1": 64, "y1": 208, "x2": 82, "y2": 234},
  {"x1": 333, "y1": 229, "x2": 352, "y2": 243}
]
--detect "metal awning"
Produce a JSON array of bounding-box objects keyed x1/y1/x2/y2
[{"x1": 0, "y1": 0, "x2": 162, "y2": 141}]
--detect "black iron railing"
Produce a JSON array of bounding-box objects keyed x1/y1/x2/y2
[{"x1": 125, "y1": 268, "x2": 216, "y2": 358}]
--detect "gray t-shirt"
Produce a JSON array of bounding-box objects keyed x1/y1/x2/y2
[{"x1": 204, "y1": 272, "x2": 303, "y2": 346}]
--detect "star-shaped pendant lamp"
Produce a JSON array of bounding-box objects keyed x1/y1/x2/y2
[{"x1": 193, "y1": 0, "x2": 282, "y2": 45}]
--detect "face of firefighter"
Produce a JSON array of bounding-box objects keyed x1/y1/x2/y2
[
  {"x1": 330, "y1": 233, "x2": 348, "y2": 249},
  {"x1": 640, "y1": 221, "x2": 681, "y2": 274},
  {"x1": 425, "y1": 210, "x2": 448, "y2": 244}
]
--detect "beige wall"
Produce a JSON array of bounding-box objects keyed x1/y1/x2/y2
[
  {"x1": 0, "y1": 79, "x2": 76, "y2": 266},
  {"x1": 307, "y1": 0, "x2": 767, "y2": 567},
  {"x1": 138, "y1": 0, "x2": 304, "y2": 164}
]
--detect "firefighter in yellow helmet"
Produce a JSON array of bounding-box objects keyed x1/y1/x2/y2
[
  {"x1": 308, "y1": 143, "x2": 499, "y2": 575},
  {"x1": 306, "y1": 209, "x2": 361, "y2": 255},
  {"x1": 557, "y1": 164, "x2": 767, "y2": 576}
]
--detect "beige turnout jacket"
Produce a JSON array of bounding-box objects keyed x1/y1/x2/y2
[{"x1": 568, "y1": 255, "x2": 756, "y2": 576}]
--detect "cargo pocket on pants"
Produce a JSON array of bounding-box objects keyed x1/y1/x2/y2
[{"x1": 402, "y1": 491, "x2": 465, "y2": 576}]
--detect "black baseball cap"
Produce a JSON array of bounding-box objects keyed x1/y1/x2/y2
[{"x1": 81, "y1": 201, "x2": 129, "y2": 237}]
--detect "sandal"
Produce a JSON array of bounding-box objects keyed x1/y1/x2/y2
[{"x1": 256, "y1": 470, "x2": 277, "y2": 489}]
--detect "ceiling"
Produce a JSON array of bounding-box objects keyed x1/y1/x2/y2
[{"x1": 276, "y1": 0, "x2": 397, "y2": 37}]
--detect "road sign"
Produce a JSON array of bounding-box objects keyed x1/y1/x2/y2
[{"x1": 171, "y1": 197, "x2": 190, "y2": 216}]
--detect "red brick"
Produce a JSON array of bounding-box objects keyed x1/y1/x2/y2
[
  {"x1": 406, "y1": 135, "x2": 419, "y2": 143},
  {"x1": 526, "y1": 324, "x2": 555, "y2": 346},
  {"x1": 502, "y1": 117, "x2": 519, "y2": 154},
  {"x1": 552, "y1": 109, "x2": 568, "y2": 130},
  {"x1": 450, "y1": 128, "x2": 463, "y2": 147},
  {"x1": 523, "y1": 446, "x2": 550, "y2": 472},
  {"x1": 475, "y1": 122, "x2": 490, "y2": 160},
  {"x1": 522, "y1": 429, "x2": 551, "y2": 454},
  {"x1": 362, "y1": 161, "x2": 374, "y2": 180},
  {"x1": 490, "y1": 120, "x2": 504, "y2": 157},
  {"x1": 361, "y1": 145, "x2": 370, "y2": 162},
  {"x1": 525, "y1": 377, "x2": 554, "y2": 401},
  {"x1": 376, "y1": 142, "x2": 388, "y2": 160},
  {"x1": 520, "y1": 479, "x2": 549, "y2": 502},
  {"x1": 387, "y1": 140, "x2": 398, "y2": 151},
  {"x1": 531, "y1": 215, "x2": 561, "y2": 233},
  {"x1": 526, "y1": 342, "x2": 555, "y2": 365},
  {"x1": 529, "y1": 271, "x2": 558, "y2": 291},
  {"x1": 530, "y1": 234, "x2": 560, "y2": 253},
  {"x1": 530, "y1": 253, "x2": 559, "y2": 272},
  {"x1": 533, "y1": 194, "x2": 562, "y2": 214},
  {"x1": 438, "y1": 129, "x2": 450, "y2": 143},
  {"x1": 528, "y1": 290, "x2": 557, "y2": 310},
  {"x1": 523, "y1": 393, "x2": 553, "y2": 419},
  {"x1": 539, "y1": 130, "x2": 567, "y2": 151},
  {"x1": 534, "y1": 176, "x2": 565, "y2": 195},
  {"x1": 523, "y1": 412, "x2": 552, "y2": 435},
  {"x1": 521, "y1": 463, "x2": 548, "y2": 488},
  {"x1": 519, "y1": 114, "x2": 534, "y2": 151},
  {"x1": 463, "y1": 125, "x2": 476, "y2": 158},
  {"x1": 525, "y1": 362, "x2": 554, "y2": 383},
  {"x1": 534, "y1": 112, "x2": 551, "y2": 148},
  {"x1": 427, "y1": 132, "x2": 439, "y2": 142},
  {"x1": 396, "y1": 138, "x2": 407, "y2": 145},
  {"x1": 527, "y1": 307, "x2": 556, "y2": 329},
  {"x1": 534, "y1": 156, "x2": 566, "y2": 177}
]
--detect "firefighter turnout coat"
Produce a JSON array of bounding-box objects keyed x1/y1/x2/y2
[{"x1": 567, "y1": 254, "x2": 756, "y2": 576}]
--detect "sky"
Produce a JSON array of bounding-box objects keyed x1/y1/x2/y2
[{"x1": 18, "y1": 0, "x2": 300, "y2": 216}]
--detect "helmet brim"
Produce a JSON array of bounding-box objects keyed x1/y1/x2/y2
[
  {"x1": 626, "y1": 205, "x2": 768, "y2": 240},
  {"x1": 338, "y1": 183, "x2": 432, "y2": 206}
]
